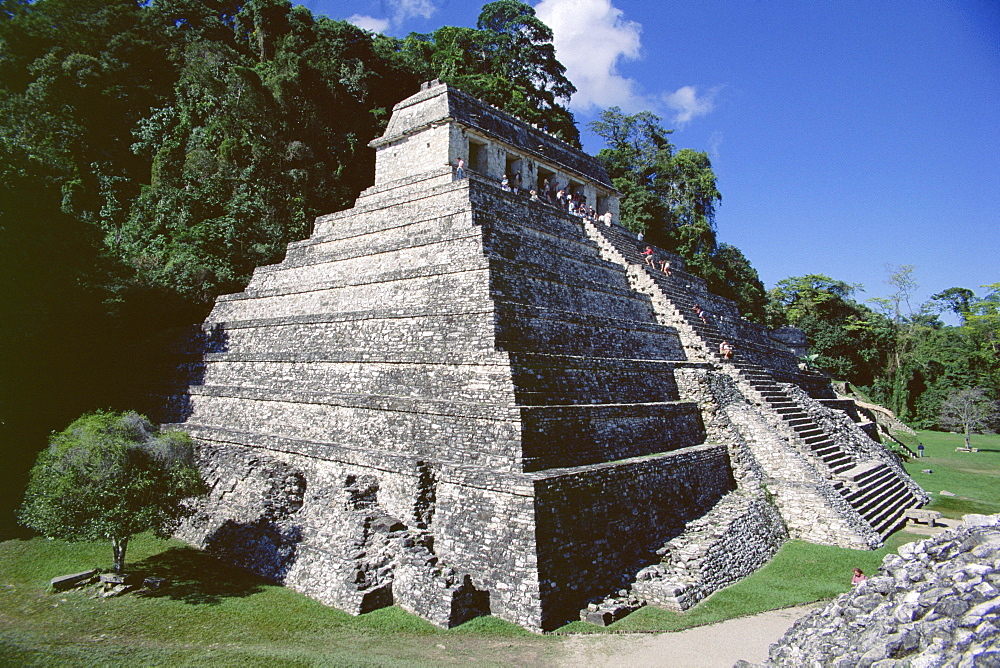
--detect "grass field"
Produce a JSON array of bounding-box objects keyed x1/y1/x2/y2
[
  {"x1": 904, "y1": 430, "x2": 1000, "y2": 518},
  {"x1": 1, "y1": 430, "x2": 996, "y2": 664}
]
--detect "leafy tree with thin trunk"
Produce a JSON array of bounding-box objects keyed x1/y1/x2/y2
[
  {"x1": 938, "y1": 387, "x2": 999, "y2": 450},
  {"x1": 18, "y1": 411, "x2": 207, "y2": 572}
]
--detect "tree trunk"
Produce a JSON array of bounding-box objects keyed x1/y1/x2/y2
[{"x1": 112, "y1": 536, "x2": 129, "y2": 573}]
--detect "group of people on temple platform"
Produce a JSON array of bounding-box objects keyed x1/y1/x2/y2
[
  {"x1": 456, "y1": 159, "x2": 615, "y2": 225},
  {"x1": 512, "y1": 174, "x2": 613, "y2": 224}
]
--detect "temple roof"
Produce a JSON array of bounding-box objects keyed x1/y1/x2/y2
[{"x1": 371, "y1": 80, "x2": 614, "y2": 190}]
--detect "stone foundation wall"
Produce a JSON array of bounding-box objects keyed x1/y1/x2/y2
[
  {"x1": 533, "y1": 444, "x2": 735, "y2": 629},
  {"x1": 633, "y1": 490, "x2": 788, "y2": 610}
]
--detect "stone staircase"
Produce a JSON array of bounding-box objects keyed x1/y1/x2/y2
[{"x1": 583, "y1": 220, "x2": 924, "y2": 538}]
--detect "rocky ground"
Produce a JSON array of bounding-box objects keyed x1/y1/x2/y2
[{"x1": 748, "y1": 514, "x2": 1000, "y2": 667}]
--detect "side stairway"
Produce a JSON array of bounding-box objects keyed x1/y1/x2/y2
[{"x1": 583, "y1": 219, "x2": 925, "y2": 538}]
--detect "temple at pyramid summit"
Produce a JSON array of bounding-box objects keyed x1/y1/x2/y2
[{"x1": 164, "y1": 80, "x2": 928, "y2": 631}]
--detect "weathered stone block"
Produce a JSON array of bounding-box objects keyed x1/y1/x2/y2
[{"x1": 50, "y1": 570, "x2": 98, "y2": 591}]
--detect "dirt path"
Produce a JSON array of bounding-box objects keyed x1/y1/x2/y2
[{"x1": 554, "y1": 603, "x2": 820, "y2": 667}]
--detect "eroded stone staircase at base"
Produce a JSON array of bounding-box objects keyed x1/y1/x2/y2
[{"x1": 583, "y1": 219, "x2": 924, "y2": 538}]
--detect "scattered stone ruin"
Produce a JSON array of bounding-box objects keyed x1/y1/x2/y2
[
  {"x1": 748, "y1": 514, "x2": 1000, "y2": 667},
  {"x1": 162, "y1": 80, "x2": 928, "y2": 632}
]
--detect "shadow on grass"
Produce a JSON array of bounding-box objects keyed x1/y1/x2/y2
[{"x1": 130, "y1": 546, "x2": 267, "y2": 605}]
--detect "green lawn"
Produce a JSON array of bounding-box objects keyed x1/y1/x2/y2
[
  {"x1": 0, "y1": 535, "x2": 551, "y2": 667},
  {"x1": 559, "y1": 532, "x2": 919, "y2": 634},
  {"x1": 1, "y1": 430, "x2": 996, "y2": 663},
  {"x1": 904, "y1": 430, "x2": 1000, "y2": 518}
]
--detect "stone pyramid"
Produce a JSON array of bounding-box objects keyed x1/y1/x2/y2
[{"x1": 166, "y1": 81, "x2": 926, "y2": 631}]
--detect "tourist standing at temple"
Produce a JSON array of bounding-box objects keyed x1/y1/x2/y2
[{"x1": 456, "y1": 157, "x2": 465, "y2": 179}]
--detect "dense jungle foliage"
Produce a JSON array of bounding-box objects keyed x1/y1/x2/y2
[
  {"x1": 765, "y1": 271, "x2": 999, "y2": 428},
  {"x1": 1, "y1": 0, "x2": 995, "y2": 536}
]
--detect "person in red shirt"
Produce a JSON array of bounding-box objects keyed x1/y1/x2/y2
[{"x1": 640, "y1": 246, "x2": 656, "y2": 267}]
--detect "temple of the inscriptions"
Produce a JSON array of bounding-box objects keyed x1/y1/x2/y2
[{"x1": 164, "y1": 80, "x2": 928, "y2": 631}]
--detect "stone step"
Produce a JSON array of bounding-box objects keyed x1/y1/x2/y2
[
  {"x1": 842, "y1": 461, "x2": 885, "y2": 485},
  {"x1": 846, "y1": 474, "x2": 900, "y2": 510},
  {"x1": 811, "y1": 443, "x2": 841, "y2": 458},
  {"x1": 855, "y1": 466, "x2": 897, "y2": 490},
  {"x1": 871, "y1": 493, "x2": 920, "y2": 536},
  {"x1": 829, "y1": 461, "x2": 856, "y2": 475},
  {"x1": 813, "y1": 444, "x2": 854, "y2": 466},
  {"x1": 862, "y1": 485, "x2": 915, "y2": 529}
]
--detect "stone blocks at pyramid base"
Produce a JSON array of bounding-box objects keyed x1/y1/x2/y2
[{"x1": 176, "y1": 435, "x2": 734, "y2": 631}]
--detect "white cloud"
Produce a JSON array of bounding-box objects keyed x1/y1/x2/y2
[
  {"x1": 345, "y1": 1, "x2": 436, "y2": 33},
  {"x1": 347, "y1": 14, "x2": 390, "y2": 33},
  {"x1": 662, "y1": 85, "x2": 720, "y2": 125},
  {"x1": 535, "y1": 0, "x2": 721, "y2": 126},
  {"x1": 535, "y1": 0, "x2": 648, "y2": 112},
  {"x1": 391, "y1": 0, "x2": 438, "y2": 23}
]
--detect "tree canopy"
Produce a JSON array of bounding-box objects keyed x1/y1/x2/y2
[
  {"x1": 398, "y1": 0, "x2": 579, "y2": 144},
  {"x1": 18, "y1": 411, "x2": 207, "y2": 571},
  {"x1": 767, "y1": 274, "x2": 894, "y2": 386},
  {"x1": 766, "y1": 273, "x2": 1000, "y2": 427},
  {"x1": 589, "y1": 106, "x2": 768, "y2": 321}
]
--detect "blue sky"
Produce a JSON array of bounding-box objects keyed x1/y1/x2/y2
[{"x1": 299, "y1": 0, "x2": 998, "y2": 318}]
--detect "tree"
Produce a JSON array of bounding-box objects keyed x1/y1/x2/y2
[
  {"x1": 868, "y1": 264, "x2": 920, "y2": 418},
  {"x1": 708, "y1": 243, "x2": 768, "y2": 324},
  {"x1": 931, "y1": 287, "x2": 975, "y2": 323},
  {"x1": 938, "y1": 387, "x2": 999, "y2": 449},
  {"x1": 586, "y1": 107, "x2": 768, "y2": 315},
  {"x1": 589, "y1": 108, "x2": 721, "y2": 247},
  {"x1": 869, "y1": 263, "x2": 917, "y2": 325},
  {"x1": 18, "y1": 411, "x2": 207, "y2": 572},
  {"x1": 399, "y1": 0, "x2": 579, "y2": 144},
  {"x1": 767, "y1": 274, "x2": 895, "y2": 386}
]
